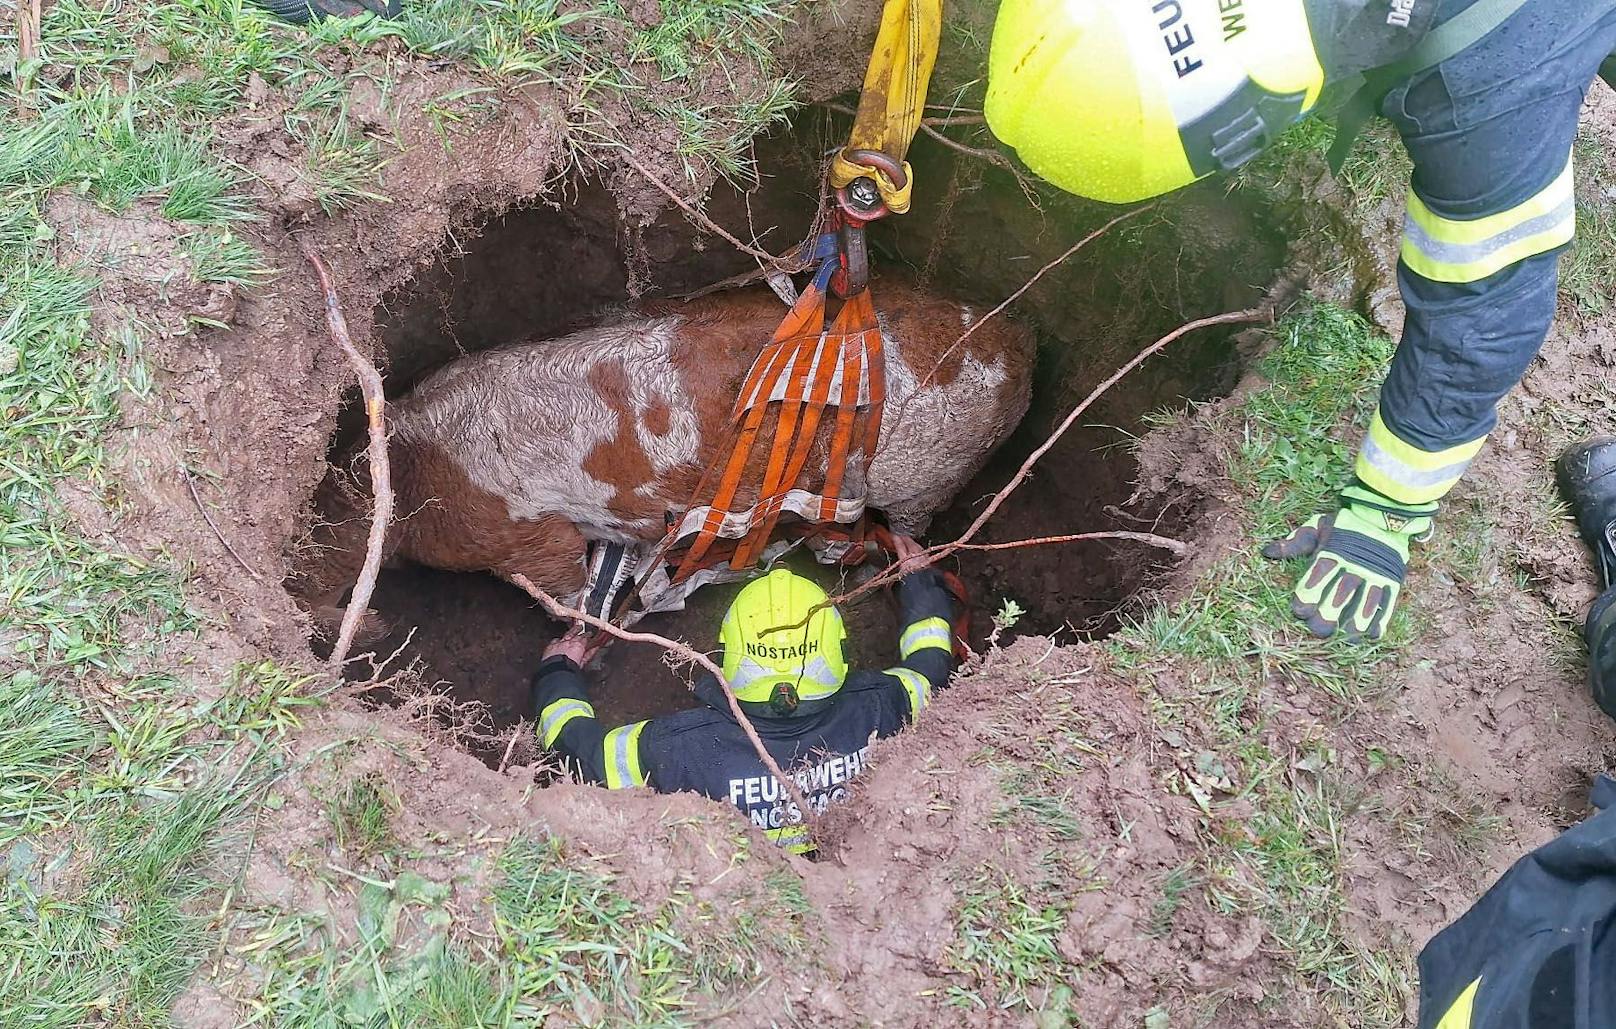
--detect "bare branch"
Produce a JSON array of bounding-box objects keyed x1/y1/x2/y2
[
  {"x1": 306, "y1": 249, "x2": 393, "y2": 669},
  {"x1": 841, "y1": 307, "x2": 1269, "y2": 607},
  {"x1": 509, "y1": 573, "x2": 817, "y2": 830}
]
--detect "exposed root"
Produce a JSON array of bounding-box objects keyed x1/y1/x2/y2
[
  {"x1": 181, "y1": 465, "x2": 265, "y2": 582},
  {"x1": 621, "y1": 152, "x2": 801, "y2": 269},
  {"x1": 837, "y1": 307, "x2": 1271, "y2": 609},
  {"x1": 952, "y1": 530, "x2": 1188, "y2": 558},
  {"x1": 305, "y1": 248, "x2": 392, "y2": 669},
  {"x1": 880, "y1": 205, "x2": 1153, "y2": 467}
]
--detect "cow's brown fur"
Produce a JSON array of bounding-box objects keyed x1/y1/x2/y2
[{"x1": 291, "y1": 280, "x2": 1032, "y2": 626}]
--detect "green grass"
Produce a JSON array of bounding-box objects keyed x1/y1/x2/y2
[
  {"x1": 1562, "y1": 120, "x2": 1616, "y2": 317},
  {"x1": 946, "y1": 865, "x2": 1074, "y2": 1013},
  {"x1": 1110, "y1": 302, "x2": 1419, "y2": 1026},
  {"x1": 325, "y1": 772, "x2": 399, "y2": 859},
  {"x1": 242, "y1": 830, "x2": 813, "y2": 1027},
  {"x1": 0, "y1": 0, "x2": 805, "y2": 1021}
]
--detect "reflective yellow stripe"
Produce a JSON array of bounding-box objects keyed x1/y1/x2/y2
[
  {"x1": 602, "y1": 721, "x2": 648, "y2": 789},
  {"x1": 1355, "y1": 409, "x2": 1485, "y2": 504},
  {"x1": 899, "y1": 617, "x2": 952, "y2": 658},
  {"x1": 1401, "y1": 153, "x2": 1575, "y2": 283},
  {"x1": 539, "y1": 698, "x2": 594, "y2": 748},
  {"x1": 887, "y1": 666, "x2": 931, "y2": 714},
  {"x1": 766, "y1": 824, "x2": 815, "y2": 854},
  {"x1": 1435, "y1": 976, "x2": 1481, "y2": 1029}
]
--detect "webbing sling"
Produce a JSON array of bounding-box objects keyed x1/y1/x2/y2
[
  {"x1": 828, "y1": 0, "x2": 942, "y2": 214},
  {"x1": 651, "y1": 236, "x2": 886, "y2": 589},
  {"x1": 1327, "y1": 0, "x2": 1529, "y2": 173}
]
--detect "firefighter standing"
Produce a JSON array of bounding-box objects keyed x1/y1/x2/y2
[
  {"x1": 531, "y1": 535, "x2": 955, "y2": 853},
  {"x1": 985, "y1": 0, "x2": 1616, "y2": 642}
]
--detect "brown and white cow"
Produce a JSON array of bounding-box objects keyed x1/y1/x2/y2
[{"x1": 290, "y1": 278, "x2": 1034, "y2": 630}]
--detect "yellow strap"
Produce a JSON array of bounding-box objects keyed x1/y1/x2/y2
[{"x1": 829, "y1": 0, "x2": 941, "y2": 213}]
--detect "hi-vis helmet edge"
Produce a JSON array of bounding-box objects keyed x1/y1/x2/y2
[{"x1": 985, "y1": 0, "x2": 1326, "y2": 203}]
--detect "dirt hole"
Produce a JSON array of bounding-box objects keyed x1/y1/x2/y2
[{"x1": 312, "y1": 116, "x2": 1285, "y2": 760}]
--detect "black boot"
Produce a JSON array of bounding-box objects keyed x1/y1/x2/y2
[
  {"x1": 1557, "y1": 437, "x2": 1616, "y2": 722},
  {"x1": 1555, "y1": 436, "x2": 1616, "y2": 590}
]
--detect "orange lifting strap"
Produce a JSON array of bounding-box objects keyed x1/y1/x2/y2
[
  {"x1": 659, "y1": 270, "x2": 885, "y2": 585},
  {"x1": 641, "y1": 0, "x2": 938, "y2": 592}
]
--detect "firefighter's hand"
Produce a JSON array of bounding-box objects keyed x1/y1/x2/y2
[
  {"x1": 543, "y1": 624, "x2": 593, "y2": 666},
  {"x1": 890, "y1": 532, "x2": 930, "y2": 573}
]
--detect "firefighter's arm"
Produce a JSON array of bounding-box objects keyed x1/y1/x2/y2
[
  {"x1": 532, "y1": 632, "x2": 652, "y2": 789},
  {"x1": 883, "y1": 534, "x2": 957, "y2": 719}
]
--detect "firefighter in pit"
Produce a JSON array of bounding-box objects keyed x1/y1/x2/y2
[
  {"x1": 531, "y1": 534, "x2": 954, "y2": 853},
  {"x1": 983, "y1": 0, "x2": 1616, "y2": 642}
]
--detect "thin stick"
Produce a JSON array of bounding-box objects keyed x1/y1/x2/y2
[
  {"x1": 952, "y1": 530, "x2": 1188, "y2": 558},
  {"x1": 16, "y1": 0, "x2": 41, "y2": 120},
  {"x1": 306, "y1": 250, "x2": 392, "y2": 668},
  {"x1": 922, "y1": 206, "x2": 1150, "y2": 393},
  {"x1": 876, "y1": 206, "x2": 1151, "y2": 469},
  {"x1": 181, "y1": 466, "x2": 265, "y2": 582},
  {"x1": 497, "y1": 727, "x2": 524, "y2": 774},
  {"x1": 620, "y1": 152, "x2": 788, "y2": 266},
  {"x1": 841, "y1": 307, "x2": 1268, "y2": 606},
  {"x1": 509, "y1": 574, "x2": 816, "y2": 826}
]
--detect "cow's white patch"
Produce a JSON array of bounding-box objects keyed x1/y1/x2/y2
[
  {"x1": 390, "y1": 319, "x2": 698, "y2": 535},
  {"x1": 866, "y1": 311, "x2": 1022, "y2": 532}
]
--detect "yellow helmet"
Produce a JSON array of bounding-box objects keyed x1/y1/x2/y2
[
  {"x1": 985, "y1": 0, "x2": 1327, "y2": 203},
  {"x1": 720, "y1": 569, "x2": 848, "y2": 712}
]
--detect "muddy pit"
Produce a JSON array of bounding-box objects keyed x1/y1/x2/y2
[{"x1": 311, "y1": 119, "x2": 1285, "y2": 755}]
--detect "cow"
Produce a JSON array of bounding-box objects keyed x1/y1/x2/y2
[{"x1": 289, "y1": 278, "x2": 1034, "y2": 637}]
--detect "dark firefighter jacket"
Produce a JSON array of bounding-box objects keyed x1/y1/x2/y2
[
  {"x1": 1418, "y1": 774, "x2": 1616, "y2": 1028},
  {"x1": 532, "y1": 568, "x2": 956, "y2": 853}
]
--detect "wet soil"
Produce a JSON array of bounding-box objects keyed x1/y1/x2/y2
[
  {"x1": 350, "y1": 115, "x2": 1277, "y2": 740},
  {"x1": 58, "y1": 12, "x2": 1616, "y2": 1025}
]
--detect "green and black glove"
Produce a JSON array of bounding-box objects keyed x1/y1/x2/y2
[{"x1": 1261, "y1": 484, "x2": 1437, "y2": 641}]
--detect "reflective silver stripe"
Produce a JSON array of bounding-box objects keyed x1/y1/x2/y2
[
  {"x1": 731, "y1": 656, "x2": 772, "y2": 690},
  {"x1": 1358, "y1": 435, "x2": 1475, "y2": 490},
  {"x1": 899, "y1": 618, "x2": 952, "y2": 658},
  {"x1": 539, "y1": 699, "x2": 594, "y2": 748},
  {"x1": 887, "y1": 667, "x2": 931, "y2": 714},
  {"x1": 1403, "y1": 194, "x2": 1575, "y2": 270},
  {"x1": 603, "y1": 722, "x2": 647, "y2": 789}
]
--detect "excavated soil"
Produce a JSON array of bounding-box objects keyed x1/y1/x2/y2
[
  {"x1": 52, "y1": 0, "x2": 1616, "y2": 1016},
  {"x1": 344, "y1": 120, "x2": 1278, "y2": 744}
]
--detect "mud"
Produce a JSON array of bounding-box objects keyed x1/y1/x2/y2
[
  {"x1": 346, "y1": 115, "x2": 1277, "y2": 740},
  {"x1": 53, "y1": 5, "x2": 1616, "y2": 1023}
]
